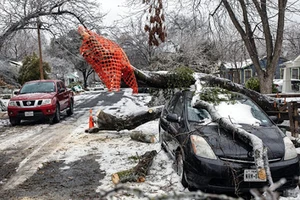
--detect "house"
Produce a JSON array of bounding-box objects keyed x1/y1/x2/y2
[
  {"x1": 280, "y1": 55, "x2": 300, "y2": 93},
  {"x1": 219, "y1": 57, "x2": 288, "y2": 84},
  {"x1": 64, "y1": 72, "x2": 79, "y2": 86}
]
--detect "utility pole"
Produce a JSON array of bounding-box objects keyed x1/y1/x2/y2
[{"x1": 37, "y1": 17, "x2": 44, "y2": 80}]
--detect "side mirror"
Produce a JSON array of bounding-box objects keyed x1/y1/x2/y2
[
  {"x1": 59, "y1": 88, "x2": 66, "y2": 93},
  {"x1": 269, "y1": 115, "x2": 284, "y2": 124},
  {"x1": 166, "y1": 113, "x2": 181, "y2": 123},
  {"x1": 13, "y1": 90, "x2": 19, "y2": 95}
]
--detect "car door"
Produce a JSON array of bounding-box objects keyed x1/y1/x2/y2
[
  {"x1": 59, "y1": 81, "x2": 69, "y2": 109},
  {"x1": 56, "y1": 81, "x2": 68, "y2": 110},
  {"x1": 161, "y1": 91, "x2": 186, "y2": 155}
]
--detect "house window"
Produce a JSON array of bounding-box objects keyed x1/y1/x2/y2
[
  {"x1": 244, "y1": 69, "x2": 252, "y2": 83},
  {"x1": 232, "y1": 70, "x2": 240, "y2": 83},
  {"x1": 280, "y1": 68, "x2": 284, "y2": 79},
  {"x1": 292, "y1": 68, "x2": 299, "y2": 79}
]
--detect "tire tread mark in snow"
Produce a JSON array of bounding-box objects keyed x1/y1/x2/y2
[{"x1": 2, "y1": 123, "x2": 78, "y2": 190}]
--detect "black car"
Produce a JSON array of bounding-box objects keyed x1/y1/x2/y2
[{"x1": 159, "y1": 89, "x2": 299, "y2": 195}]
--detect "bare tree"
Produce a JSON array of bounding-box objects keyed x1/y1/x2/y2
[
  {"x1": 0, "y1": 0, "x2": 105, "y2": 49},
  {"x1": 200, "y1": 0, "x2": 289, "y2": 94},
  {"x1": 283, "y1": 24, "x2": 300, "y2": 60},
  {"x1": 0, "y1": 30, "x2": 42, "y2": 61},
  {"x1": 111, "y1": 20, "x2": 154, "y2": 69},
  {"x1": 47, "y1": 29, "x2": 93, "y2": 88}
]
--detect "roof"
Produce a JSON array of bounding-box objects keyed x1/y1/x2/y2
[{"x1": 221, "y1": 59, "x2": 253, "y2": 69}]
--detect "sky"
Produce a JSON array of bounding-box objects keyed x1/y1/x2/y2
[{"x1": 99, "y1": 0, "x2": 127, "y2": 25}]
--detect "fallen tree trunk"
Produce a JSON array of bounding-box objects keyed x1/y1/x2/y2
[
  {"x1": 111, "y1": 150, "x2": 157, "y2": 184},
  {"x1": 130, "y1": 131, "x2": 157, "y2": 143},
  {"x1": 133, "y1": 69, "x2": 279, "y2": 113},
  {"x1": 197, "y1": 73, "x2": 277, "y2": 112},
  {"x1": 95, "y1": 106, "x2": 163, "y2": 131}
]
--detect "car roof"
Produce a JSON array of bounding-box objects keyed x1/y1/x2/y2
[{"x1": 24, "y1": 80, "x2": 59, "y2": 84}]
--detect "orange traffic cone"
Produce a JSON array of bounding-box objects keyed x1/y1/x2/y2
[{"x1": 89, "y1": 109, "x2": 94, "y2": 129}]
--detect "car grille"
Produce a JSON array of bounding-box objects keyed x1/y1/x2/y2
[
  {"x1": 16, "y1": 100, "x2": 43, "y2": 107},
  {"x1": 22, "y1": 100, "x2": 36, "y2": 107},
  {"x1": 220, "y1": 157, "x2": 282, "y2": 164}
]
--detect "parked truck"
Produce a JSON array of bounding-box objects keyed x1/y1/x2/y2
[{"x1": 7, "y1": 80, "x2": 74, "y2": 126}]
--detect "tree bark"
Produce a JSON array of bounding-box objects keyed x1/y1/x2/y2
[
  {"x1": 130, "y1": 131, "x2": 157, "y2": 143},
  {"x1": 111, "y1": 150, "x2": 157, "y2": 184},
  {"x1": 133, "y1": 69, "x2": 278, "y2": 113},
  {"x1": 133, "y1": 67, "x2": 195, "y2": 88},
  {"x1": 94, "y1": 106, "x2": 163, "y2": 131}
]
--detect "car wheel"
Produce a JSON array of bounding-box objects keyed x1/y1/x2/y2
[
  {"x1": 176, "y1": 151, "x2": 188, "y2": 188},
  {"x1": 50, "y1": 104, "x2": 60, "y2": 124},
  {"x1": 66, "y1": 99, "x2": 74, "y2": 116},
  {"x1": 9, "y1": 117, "x2": 21, "y2": 126}
]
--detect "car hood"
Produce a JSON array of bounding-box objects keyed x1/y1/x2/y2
[
  {"x1": 193, "y1": 124, "x2": 285, "y2": 160},
  {"x1": 11, "y1": 93, "x2": 55, "y2": 100}
]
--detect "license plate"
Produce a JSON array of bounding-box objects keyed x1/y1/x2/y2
[
  {"x1": 244, "y1": 169, "x2": 266, "y2": 182},
  {"x1": 25, "y1": 111, "x2": 34, "y2": 117}
]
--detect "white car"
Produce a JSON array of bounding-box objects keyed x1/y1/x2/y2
[{"x1": 273, "y1": 79, "x2": 300, "y2": 93}]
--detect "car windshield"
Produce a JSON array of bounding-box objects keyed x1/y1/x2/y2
[
  {"x1": 190, "y1": 92, "x2": 273, "y2": 127},
  {"x1": 215, "y1": 94, "x2": 272, "y2": 126},
  {"x1": 19, "y1": 82, "x2": 55, "y2": 94}
]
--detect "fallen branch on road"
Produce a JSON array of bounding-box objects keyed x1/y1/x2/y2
[{"x1": 111, "y1": 150, "x2": 157, "y2": 184}]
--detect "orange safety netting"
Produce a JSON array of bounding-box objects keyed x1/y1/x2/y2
[{"x1": 78, "y1": 26, "x2": 138, "y2": 93}]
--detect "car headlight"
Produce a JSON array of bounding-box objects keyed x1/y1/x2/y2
[
  {"x1": 8, "y1": 100, "x2": 18, "y2": 107},
  {"x1": 41, "y1": 99, "x2": 52, "y2": 105},
  {"x1": 283, "y1": 137, "x2": 298, "y2": 160},
  {"x1": 190, "y1": 135, "x2": 217, "y2": 160}
]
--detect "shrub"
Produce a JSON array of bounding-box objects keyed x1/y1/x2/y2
[{"x1": 245, "y1": 77, "x2": 278, "y2": 93}]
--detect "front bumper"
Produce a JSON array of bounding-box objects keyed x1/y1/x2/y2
[
  {"x1": 7, "y1": 104, "x2": 56, "y2": 120},
  {"x1": 185, "y1": 155, "x2": 299, "y2": 193}
]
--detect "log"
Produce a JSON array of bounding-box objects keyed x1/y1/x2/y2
[
  {"x1": 133, "y1": 67, "x2": 195, "y2": 88},
  {"x1": 95, "y1": 106, "x2": 163, "y2": 131},
  {"x1": 130, "y1": 131, "x2": 157, "y2": 143},
  {"x1": 197, "y1": 73, "x2": 278, "y2": 112},
  {"x1": 132, "y1": 69, "x2": 278, "y2": 113},
  {"x1": 111, "y1": 150, "x2": 157, "y2": 184}
]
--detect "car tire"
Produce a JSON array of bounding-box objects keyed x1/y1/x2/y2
[
  {"x1": 176, "y1": 151, "x2": 188, "y2": 188},
  {"x1": 9, "y1": 117, "x2": 21, "y2": 126},
  {"x1": 66, "y1": 99, "x2": 74, "y2": 116},
  {"x1": 158, "y1": 124, "x2": 167, "y2": 152},
  {"x1": 50, "y1": 104, "x2": 60, "y2": 124}
]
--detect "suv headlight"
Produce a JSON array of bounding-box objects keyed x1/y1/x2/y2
[
  {"x1": 283, "y1": 137, "x2": 298, "y2": 160},
  {"x1": 191, "y1": 135, "x2": 217, "y2": 160},
  {"x1": 8, "y1": 100, "x2": 18, "y2": 107},
  {"x1": 41, "y1": 99, "x2": 52, "y2": 105}
]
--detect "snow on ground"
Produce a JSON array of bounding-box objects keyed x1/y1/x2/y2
[{"x1": 1, "y1": 89, "x2": 300, "y2": 199}]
